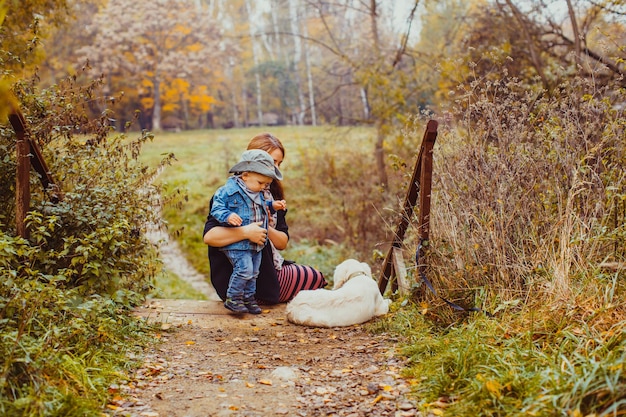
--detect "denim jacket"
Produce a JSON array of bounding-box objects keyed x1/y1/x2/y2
[{"x1": 210, "y1": 176, "x2": 267, "y2": 252}]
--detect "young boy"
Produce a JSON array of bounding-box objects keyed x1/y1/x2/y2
[{"x1": 210, "y1": 149, "x2": 286, "y2": 314}]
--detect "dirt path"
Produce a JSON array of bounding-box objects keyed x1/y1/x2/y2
[{"x1": 106, "y1": 231, "x2": 419, "y2": 416}]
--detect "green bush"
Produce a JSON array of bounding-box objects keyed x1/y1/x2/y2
[{"x1": 0, "y1": 74, "x2": 163, "y2": 415}]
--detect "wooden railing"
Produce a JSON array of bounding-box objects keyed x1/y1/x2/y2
[{"x1": 378, "y1": 120, "x2": 438, "y2": 295}]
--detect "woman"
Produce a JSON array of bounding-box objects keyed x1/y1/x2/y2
[{"x1": 203, "y1": 133, "x2": 327, "y2": 304}]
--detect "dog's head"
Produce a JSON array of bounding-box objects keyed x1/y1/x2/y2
[{"x1": 332, "y1": 259, "x2": 372, "y2": 290}]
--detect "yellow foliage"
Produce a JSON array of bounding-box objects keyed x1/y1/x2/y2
[
  {"x1": 141, "y1": 78, "x2": 154, "y2": 90},
  {"x1": 187, "y1": 43, "x2": 203, "y2": 53},
  {"x1": 140, "y1": 97, "x2": 154, "y2": 111},
  {"x1": 0, "y1": 0, "x2": 6, "y2": 27},
  {"x1": 174, "y1": 23, "x2": 192, "y2": 36},
  {"x1": 161, "y1": 78, "x2": 190, "y2": 113},
  {"x1": 485, "y1": 379, "x2": 502, "y2": 398},
  {"x1": 0, "y1": 79, "x2": 19, "y2": 123},
  {"x1": 189, "y1": 85, "x2": 215, "y2": 113}
]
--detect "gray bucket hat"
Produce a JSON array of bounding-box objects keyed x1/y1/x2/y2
[{"x1": 229, "y1": 149, "x2": 283, "y2": 181}]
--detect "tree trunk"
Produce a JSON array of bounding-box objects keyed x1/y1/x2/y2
[
  {"x1": 152, "y1": 77, "x2": 162, "y2": 131},
  {"x1": 245, "y1": 0, "x2": 263, "y2": 126},
  {"x1": 369, "y1": 0, "x2": 387, "y2": 186},
  {"x1": 301, "y1": 10, "x2": 317, "y2": 126},
  {"x1": 565, "y1": 0, "x2": 581, "y2": 64},
  {"x1": 502, "y1": 0, "x2": 550, "y2": 91},
  {"x1": 289, "y1": 0, "x2": 306, "y2": 125},
  {"x1": 375, "y1": 119, "x2": 388, "y2": 189},
  {"x1": 360, "y1": 87, "x2": 370, "y2": 120}
]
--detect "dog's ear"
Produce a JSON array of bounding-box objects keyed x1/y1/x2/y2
[{"x1": 332, "y1": 261, "x2": 347, "y2": 289}]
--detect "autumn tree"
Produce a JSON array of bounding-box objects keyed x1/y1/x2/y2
[
  {"x1": 0, "y1": 0, "x2": 71, "y2": 73},
  {"x1": 78, "y1": 0, "x2": 226, "y2": 131}
]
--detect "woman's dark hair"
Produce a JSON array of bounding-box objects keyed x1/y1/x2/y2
[{"x1": 247, "y1": 133, "x2": 285, "y2": 200}]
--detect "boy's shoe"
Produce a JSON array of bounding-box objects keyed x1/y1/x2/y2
[
  {"x1": 243, "y1": 297, "x2": 262, "y2": 315},
  {"x1": 224, "y1": 297, "x2": 247, "y2": 314}
]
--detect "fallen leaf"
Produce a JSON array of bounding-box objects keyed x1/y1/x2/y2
[
  {"x1": 431, "y1": 409, "x2": 444, "y2": 416},
  {"x1": 259, "y1": 379, "x2": 272, "y2": 385},
  {"x1": 371, "y1": 394, "x2": 383, "y2": 404},
  {"x1": 185, "y1": 340, "x2": 196, "y2": 345},
  {"x1": 229, "y1": 405, "x2": 239, "y2": 410},
  {"x1": 485, "y1": 380, "x2": 502, "y2": 398},
  {"x1": 246, "y1": 382, "x2": 255, "y2": 388}
]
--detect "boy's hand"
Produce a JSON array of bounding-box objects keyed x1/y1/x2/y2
[
  {"x1": 273, "y1": 199, "x2": 287, "y2": 211},
  {"x1": 227, "y1": 213, "x2": 242, "y2": 226}
]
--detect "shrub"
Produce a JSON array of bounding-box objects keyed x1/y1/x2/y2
[
  {"x1": 0, "y1": 74, "x2": 165, "y2": 415},
  {"x1": 377, "y1": 68, "x2": 626, "y2": 415},
  {"x1": 393, "y1": 74, "x2": 626, "y2": 317}
]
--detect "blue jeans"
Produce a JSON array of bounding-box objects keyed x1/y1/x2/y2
[{"x1": 223, "y1": 249, "x2": 262, "y2": 299}]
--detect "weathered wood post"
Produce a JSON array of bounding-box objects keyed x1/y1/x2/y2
[
  {"x1": 378, "y1": 120, "x2": 438, "y2": 295},
  {"x1": 8, "y1": 109, "x2": 61, "y2": 239},
  {"x1": 9, "y1": 111, "x2": 30, "y2": 239},
  {"x1": 416, "y1": 121, "x2": 437, "y2": 295}
]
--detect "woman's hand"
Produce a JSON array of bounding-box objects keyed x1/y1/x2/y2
[
  {"x1": 203, "y1": 222, "x2": 266, "y2": 247},
  {"x1": 203, "y1": 221, "x2": 287, "y2": 248},
  {"x1": 242, "y1": 221, "x2": 268, "y2": 245}
]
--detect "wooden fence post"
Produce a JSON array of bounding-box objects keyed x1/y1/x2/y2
[
  {"x1": 378, "y1": 120, "x2": 438, "y2": 295},
  {"x1": 416, "y1": 121, "x2": 437, "y2": 295},
  {"x1": 8, "y1": 109, "x2": 61, "y2": 239},
  {"x1": 9, "y1": 112, "x2": 31, "y2": 239}
]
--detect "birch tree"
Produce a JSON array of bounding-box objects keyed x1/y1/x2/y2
[
  {"x1": 289, "y1": 0, "x2": 306, "y2": 125},
  {"x1": 245, "y1": 0, "x2": 264, "y2": 125}
]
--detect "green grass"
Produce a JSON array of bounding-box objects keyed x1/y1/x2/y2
[{"x1": 150, "y1": 270, "x2": 207, "y2": 300}]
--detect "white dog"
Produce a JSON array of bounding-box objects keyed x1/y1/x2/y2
[{"x1": 286, "y1": 259, "x2": 391, "y2": 327}]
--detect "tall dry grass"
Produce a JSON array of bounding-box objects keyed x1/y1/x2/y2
[
  {"x1": 365, "y1": 73, "x2": 626, "y2": 415},
  {"x1": 397, "y1": 75, "x2": 626, "y2": 324}
]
